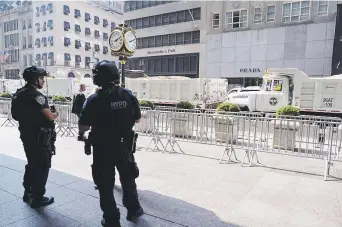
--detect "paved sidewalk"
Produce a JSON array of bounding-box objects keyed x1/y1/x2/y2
[{"x1": 1, "y1": 126, "x2": 342, "y2": 226}]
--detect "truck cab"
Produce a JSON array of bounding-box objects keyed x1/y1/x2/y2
[{"x1": 226, "y1": 70, "x2": 292, "y2": 112}]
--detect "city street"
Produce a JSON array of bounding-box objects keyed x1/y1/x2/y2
[{"x1": 1, "y1": 126, "x2": 342, "y2": 226}]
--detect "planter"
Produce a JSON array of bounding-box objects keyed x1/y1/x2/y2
[
  {"x1": 272, "y1": 119, "x2": 300, "y2": 150},
  {"x1": 172, "y1": 114, "x2": 193, "y2": 138},
  {"x1": 214, "y1": 116, "x2": 238, "y2": 143}
]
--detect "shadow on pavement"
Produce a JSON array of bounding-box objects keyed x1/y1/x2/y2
[{"x1": 0, "y1": 153, "x2": 240, "y2": 227}]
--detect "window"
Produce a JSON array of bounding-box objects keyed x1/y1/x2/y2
[
  {"x1": 103, "y1": 19, "x2": 108, "y2": 27},
  {"x1": 48, "y1": 52, "x2": 54, "y2": 66},
  {"x1": 42, "y1": 53, "x2": 47, "y2": 66},
  {"x1": 75, "y1": 55, "x2": 81, "y2": 67},
  {"x1": 75, "y1": 40, "x2": 81, "y2": 49},
  {"x1": 111, "y1": 22, "x2": 116, "y2": 30},
  {"x1": 155, "y1": 36, "x2": 162, "y2": 47},
  {"x1": 212, "y1": 13, "x2": 220, "y2": 28},
  {"x1": 254, "y1": 7, "x2": 262, "y2": 23},
  {"x1": 184, "y1": 32, "x2": 191, "y2": 44},
  {"x1": 63, "y1": 5, "x2": 70, "y2": 15},
  {"x1": 48, "y1": 36, "x2": 53, "y2": 46},
  {"x1": 282, "y1": 1, "x2": 310, "y2": 23},
  {"x1": 85, "y1": 27, "x2": 91, "y2": 36},
  {"x1": 85, "y1": 42, "x2": 91, "y2": 51},
  {"x1": 40, "y1": 5, "x2": 46, "y2": 15},
  {"x1": 95, "y1": 30, "x2": 100, "y2": 38},
  {"x1": 162, "y1": 35, "x2": 169, "y2": 46},
  {"x1": 64, "y1": 53, "x2": 71, "y2": 61},
  {"x1": 267, "y1": 5, "x2": 276, "y2": 22},
  {"x1": 85, "y1": 57, "x2": 91, "y2": 68},
  {"x1": 47, "y1": 20, "x2": 53, "y2": 29},
  {"x1": 64, "y1": 21, "x2": 70, "y2": 31},
  {"x1": 23, "y1": 37, "x2": 26, "y2": 49},
  {"x1": 318, "y1": 1, "x2": 328, "y2": 16},
  {"x1": 23, "y1": 55, "x2": 27, "y2": 67},
  {"x1": 126, "y1": 8, "x2": 201, "y2": 30},
  {"x1": 75, "y1": 9, "x2": 81, "y2": 18},
  {"x1": 35, "y1": 38, "x2": 40, "y2": 48},
  {"x1": 47, "y1": 3, "x2": 53, "y2": 13},
  {"x1": 103, "y1": 46, "x2": 108, "y2": 54},
  {"x1": 85, "y1": 13, "x2": 91, "y2": 22},
  {"x1": 36, "y1": 6, "x2": 39, "y2": 17},
  {"x1": 103, "y1": 33, "x2": 108, "y2": 41},
  {"x1": 35, "y1": 54, "x2": 41, "y2": 66},
  {"x1": 225, "y1": 9, "x2": 248, "y2": 28},
  {"x1": 64, "y1": 37, "x2": 71, "y2": 46},
  {"x1": 192, "y1": 31, "x2": 200, "y2": 43},
  {"x1": 41, "y1": 37, "x2": 47, "y2": 47},
  {"x1": 176, "y1": 33, "x2": 183, "y2": 45},
  {"x1": 35, "y1": 23, "x2": 40, "y2": 32},
  {"x1": 43, "y1": 22, "x2": 47, "y2": 31},
  {"x1": 94, "y1": 16, "x2": 100, "y2": 25},
  {"x1": 75, "y1": 24, "x2": 81, "y2": 33}
]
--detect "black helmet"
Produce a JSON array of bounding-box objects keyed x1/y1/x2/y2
[
  {"x1": 23, "y1": 66, "x2": 49, "y2": 89},
  {"x1": 92, "y1": 60, "x2": 120, "y2": 86}
]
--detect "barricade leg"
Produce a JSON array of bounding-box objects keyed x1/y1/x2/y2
[
  {"x1": 219, "y1": 147, "x2": 238, "y2": 164},
  {"x1": 163, "y1": 139, "x2": 184, "y2": 154},
  {"x1": 241, "y1": 149, "x2": 260, "y2": 167},
  {"x1": 146, "y1": 136, "x2": 165, "y2": 152}
]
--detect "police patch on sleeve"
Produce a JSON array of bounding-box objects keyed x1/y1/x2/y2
[{"x1": 35, "y1": 95, "x2": 45, "y2": 105}]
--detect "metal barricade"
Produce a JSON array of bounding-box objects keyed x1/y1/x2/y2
[
  {"x1": 0, "y1": 100, "x2": 17, "y2": 127},
  {"x1": 55, "y1": 104, "x2": 78, "y2": 137}
]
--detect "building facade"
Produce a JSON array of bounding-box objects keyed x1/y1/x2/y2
[
  {"x1": 0, "y1": 2, "x2": 33, "y2": 79},
  {"x1": 123, "y1": 0, "x2": 207, "y2": 79},
  {"x1": 206, "y1": 0, "x2": 341, "y2": 88},
  {"x1": 31, "y1": 1, "x2": 123, "y2": 79}
]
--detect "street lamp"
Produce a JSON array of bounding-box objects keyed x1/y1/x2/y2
[{"x1": 108, "y1": 24, "x2": 137, "y2": 88}]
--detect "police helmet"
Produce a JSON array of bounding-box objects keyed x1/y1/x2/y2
[
  {"x1": 22, "y1": 66, "x2": 49, "y2": 89},
  {"x1": 92, "y1": 60, "x2": 120, "y2": 86}
]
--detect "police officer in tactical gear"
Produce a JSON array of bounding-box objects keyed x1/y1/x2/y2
[
  {"x1": 11, "y1": 66, "x2": 58, "y2": 208},
  {"x1": 78, "y1": 60, "x2": 143, "y2": 227}
]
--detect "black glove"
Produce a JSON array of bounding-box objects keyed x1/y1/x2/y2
[{"x1": 78, "y1": 132, "x2": 86, "y2": 141}]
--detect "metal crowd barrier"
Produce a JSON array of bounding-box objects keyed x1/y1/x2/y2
[{"x1": 0, "y1": 99, "x2": 341, "y2": 180}]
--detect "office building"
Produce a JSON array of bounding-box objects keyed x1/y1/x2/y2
[
  {"x1": 123, "y1": 0, "x2": 206, "y2": 79},
  {"x1": 32, "y1": 0, "x2": 123, "y2": 79},
  {"x1": 205, "y1": 1, "x2": 339, "y2": 88},
  {"x1": 0, "y1": 1, "x2": 33, "y2": 79}
]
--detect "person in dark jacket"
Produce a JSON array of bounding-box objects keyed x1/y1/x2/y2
[{"x1": 72, "y1": 84, "x2": 86, "y2": 118}]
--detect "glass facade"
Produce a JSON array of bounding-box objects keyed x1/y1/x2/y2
[{"x1": 127, "y1": 53, "x2": 199, "y2": 78}]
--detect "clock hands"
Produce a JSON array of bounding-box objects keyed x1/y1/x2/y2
[{"x1": 129, "y1": 39, "x2": 136, "y2": 43}]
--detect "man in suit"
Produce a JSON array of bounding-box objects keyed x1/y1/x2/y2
[{"x1": 72, "y1": 84, "x2": 86, "y2": 118}]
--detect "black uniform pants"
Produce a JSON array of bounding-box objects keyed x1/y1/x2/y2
[
  {"x1": 91, "y1": 143, "x2": 141, "y2": 222},
  {"x1": 21, "y1": 133, "x2": 51, "y2": 200}
]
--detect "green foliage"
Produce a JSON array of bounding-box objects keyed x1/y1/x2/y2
[
  {"x1": 139, "y1": 100, "x2": 154, "y2": 109},
  {"x1": 176, "y1": 101, "x2": 194, "y2": 109},
  {"x1": 276, "y1": 105, "x2": 300, "y2": 117},
  {"x1": 0, "y1": 92, "x2": 12, "y2": 98},
  {"x1": 216, "y1": 102, "x2": 240, "y2": 112},
  {"x1": 52, "y1": 95, "x2": 68, "y2": 102}
]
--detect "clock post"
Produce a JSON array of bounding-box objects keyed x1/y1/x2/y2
[{"x1": 109, "y1": 23, "x2": 137, "y2": 88}]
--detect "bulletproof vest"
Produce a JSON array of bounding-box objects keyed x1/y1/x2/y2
[{"x1": 93, "y1": 86, "x2": 134, "y2": 138}]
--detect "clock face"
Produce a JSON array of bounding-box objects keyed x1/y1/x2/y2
[
  {"x1": 124, "y1": 31, "x2": 137, "y2": 53},
  {"x1": 109, "y1": 30, "x2": 123, "y2": 52}
]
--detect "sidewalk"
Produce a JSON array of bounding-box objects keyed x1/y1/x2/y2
[{"x1": 1, "y1": 126, "x2": 342, "y2": 226}]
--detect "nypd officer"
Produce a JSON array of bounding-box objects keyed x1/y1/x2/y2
[
  {"x1": 78, "y1": 61, "x2": 143, "y2": 227},
  {"x1": 11, "y1": 66, "x2": 57, "y2": 208}
]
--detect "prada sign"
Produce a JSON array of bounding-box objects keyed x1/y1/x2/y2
[{"x1": 240, "y1": 68, "x2": 261, "y2": 73}]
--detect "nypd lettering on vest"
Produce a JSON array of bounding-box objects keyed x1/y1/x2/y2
[{"x1": 111, "y1": 101, "x2": 127, "y2": 109}]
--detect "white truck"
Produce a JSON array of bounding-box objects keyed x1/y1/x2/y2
[
  {"x1": 226, "y1": 68, "x2": 342, "y2": 117},
  {"x1": 126, "y1": 76, "x2": 228, "y2": 105},
  {"x1": 26, "y1": 76, "x2": 228, "y2": 106}
]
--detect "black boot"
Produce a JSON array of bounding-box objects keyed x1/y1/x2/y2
[
  {"x1": 101, "y1": 217, "x2": 121, "y2": 227},
  {"x1": 30, "y1": 196, "x2": 54, "y2": 209},
  {"x1": 126, "y1": 207, "x2": 144, "y2": 222},
  {"x1": 23, "y1": 189, "x2": 32, "y2": 203}
]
